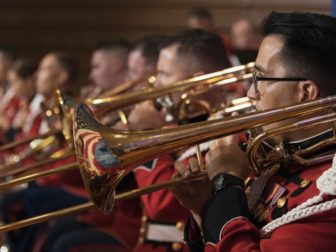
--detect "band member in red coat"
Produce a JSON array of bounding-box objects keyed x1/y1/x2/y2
[
  {"x1": 127, "y1": 29, "x2": 232, "y2": 252},
  {"x1": 0, "y1": 51, "x2": 85, "y2": 252},
  {"x1": 172, "y1": 12, "x2": 336, "y2": 252}
]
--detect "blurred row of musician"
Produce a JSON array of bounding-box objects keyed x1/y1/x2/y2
[{"x1": 0, "y1": 7, "x2": 335, "y2": 252}]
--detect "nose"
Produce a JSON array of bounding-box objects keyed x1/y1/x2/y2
[
  {"x1": 247, "y1": 82, "x2": 257, "y2": 100},
  {"x1": 154, "y1": 76, "x2": 161, "y2": 88}
]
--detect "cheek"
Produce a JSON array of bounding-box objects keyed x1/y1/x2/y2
[
  {"x1": 257, "y1": 84, "x2": 279, "y2": 110},
  {"x1": 259, "y1": 84, "x2": 297, "y2": 110}
]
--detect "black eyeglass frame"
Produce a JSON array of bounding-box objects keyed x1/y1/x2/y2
[{"x1": 252, "y1": 72, "x2": 308, "y2": 98}]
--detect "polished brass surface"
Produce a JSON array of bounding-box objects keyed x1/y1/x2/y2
[
  {"x1": 86, "y1": 75, "x2": 157, "y2": 116},
  {"x1": 0, "y1": 151, "x2": 75, "y2": 178},
  {"x1": 0, "y1": 89, "x2": 73, "y2": 173},
  {"x1": 88, "y1": 75, "x2": 156, "y2": 101},
  {"x1": 0, "y1": 162, "x2": 78, "y2": 192},
  {"x1": 0, "y1": 135, "x2": 63, "y2": 173},
  {"x1": 0, "y1": 202, "x2": 94, "y2": 233},
  {"x1": 0, "y1": 129, "x2": 61, "y2": 152},
  {"x1": 86, "y1": 63, "x2": 255, "y2": 114},
  {"x1": 176, "y1": 73, "x2": 253, "y2": 121},
  {"x1": 74, "y1": 95, "x2": 336, "y2": 213},
  {"x1": 0, "y1": 171, "x2": 205, "y2": 232},
  {"x1": 247, "y1": 111, "x2": 336, "y2": 172}
]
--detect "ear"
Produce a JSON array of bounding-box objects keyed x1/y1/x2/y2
[{"x1": 297, "y1": 80, "x2": 319, "y2": 102}]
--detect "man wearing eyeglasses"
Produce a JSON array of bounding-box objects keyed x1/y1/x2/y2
[{"x1": 172, "y1": 12, "x2": 336, "y2": 252}]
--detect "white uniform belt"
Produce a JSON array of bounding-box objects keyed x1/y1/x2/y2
[{"x1": 146, "y1": 222, "x2": 184, "y2": 243}]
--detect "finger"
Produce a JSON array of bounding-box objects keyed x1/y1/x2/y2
[
  {"x1": 175, "y1": 161, "x2": 190, "y2": 177},
  {"x1": 189, "y1": 157, "x2": 201, "y2": 174},
  {"x1": 209, "y1": 140, "x2": 219, "y2": 151},
  {"x1": 205, "y1": 150, "x2": 211, "y2": 165}
]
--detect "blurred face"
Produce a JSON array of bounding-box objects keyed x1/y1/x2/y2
[
  {"x1": 89, "y1": 50, "x2": 123, "y2": 91},
  {"x1": 156, "y1": 44, "x2": 191, "y2": 87},
  {"x1": 156, "y1": 44, "x2": 192, "y2": 103},
  {"x1": 8, "y1": 70, "x2": 35, "y2": 99},
  {"x1": 36, "y1": 54, "x2": 63, "y2": 98},
  {"x1": 231, "y1": 19, "x2": 259, "y2": 50},
  {"x1": 127, "y1": 49, "x2": 155, "y2": 82}
]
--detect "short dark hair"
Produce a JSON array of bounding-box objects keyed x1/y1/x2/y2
[
  {"x1": 131, "y1": 35, "x2": 167, "y2": 66},
  {"x1": 161, "y1": 29, "x2": 231, "y2": 73},
  {"x1": 94, "y1": 40, "x2": 130, "y2": 53},
  {"x1": 12, "y1": 58, "x2": 37, "y2": 79},
  {"x1": 0, "y1": 46, "x2": 16, "y2": 62},
  {"x1": 187, "y1": 7, "x2": 213, "y2": 21},
  {"x1": 262, "y1": 12, "x2": 336, "y2": 97},
  {"x1": 52, "y1": 51, "x2": 78, "y2": 82}
]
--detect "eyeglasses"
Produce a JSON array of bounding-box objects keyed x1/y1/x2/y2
[{"x1": 252, "y1": 72, "x2": 307, "y2": 99}]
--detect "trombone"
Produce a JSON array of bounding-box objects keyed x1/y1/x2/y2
[
  {"x1": 74, "y1": 95, "x2": 336, "y2": 213},
  {"x1": 0, "y1": 63, "x2": 252, "y2": 168},
  {"x1": 0, "y1": 95, "x2": 335, "y2": 232},
  {"x1": 0, "y1": 64, "x2": 252, "y2": 180},
  {"x1": 0, "y1": 90, "x2": 72, "y2": 174},
  {"x1": 86, "y1": 63, "x2": 255, "y2": 116}
]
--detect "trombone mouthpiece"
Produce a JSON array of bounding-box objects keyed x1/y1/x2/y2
[{"x1": 73, "y1": 104, "x2": 120, "y2": 213}]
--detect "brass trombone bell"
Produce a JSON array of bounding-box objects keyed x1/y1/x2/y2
[{"x1": 74, "y1": 95, "x2": 336, "y2": 213}]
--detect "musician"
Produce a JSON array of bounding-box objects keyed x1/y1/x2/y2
[
  {"x1": 0, "y1": 59, "x2": 37, "y2": 142},
  {"x1": 0, "y1": 48, "x2": 16, "y2": 144},
  {"x1": 173, "y1": 12, "x2": 336, "y2": 252},
  {"x1": 44, "y1": 35, "x2": 169, "y2": 252},
  {"x1": 231, "y1": 18, "x2": 260, "y2": 51},
  {"x1": 126, "y1": 29, "x2": 232, "y2": 252},
  {"x1": 80, "y1": 40, "x2": 129, "y2": 100},
  {"x1": 0, "y1": 51, "x2": 86, "y2": 252},
  {"x1": 0, "y1": 47, "x2": 15, "y2": 100},
  {"x1": 127, "y1": 34, "x2": 167, "y2": 90}
]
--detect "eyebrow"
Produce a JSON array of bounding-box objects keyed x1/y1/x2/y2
[{"x1": 254, "y1": 64, "x2": 268, "y2": 74}]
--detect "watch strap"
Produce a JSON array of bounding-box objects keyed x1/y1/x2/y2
[{"x1": 212, "y1": 172, "x2": 244, "y2": 193}]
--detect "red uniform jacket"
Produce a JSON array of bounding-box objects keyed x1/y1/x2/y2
[
  {"x1": 133, "y1": 154, "x2": 190, "y2": 252},
  {"x1": 185, "y1": 160, "x2": 336, "y2": 252}
]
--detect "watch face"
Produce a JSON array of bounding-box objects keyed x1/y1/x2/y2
[{"x1": 212, "y1": 173, "x2": 244, "y2": 193}]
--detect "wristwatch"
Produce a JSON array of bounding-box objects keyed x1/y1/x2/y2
[{"x1": 212, "y1": 172, "x2": 244, "y2": 193}]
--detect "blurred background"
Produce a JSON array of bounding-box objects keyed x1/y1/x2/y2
[{"x1": 0, "y1": 0, "x2": 331, "y2": 87}]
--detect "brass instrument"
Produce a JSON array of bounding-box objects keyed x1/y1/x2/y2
[
  {"x1": 89, "y1": 75, "x2": 156, "y2": 100},
  {"x1": 247, "y1": 111, "x2": 336, "y2": 172},
  {"x1": 86, "y1": 63, "x2": 255, "y2": 116},
  {"x1": 0, "y1": 135, "x2": 63, "y2": 174},
  {"x1": 0, "y1": 89, "x2": 72, "y2": 174},
  {"x1": 1, "y1": 96, "x2": 335, "y2": 232},
  {"x1": 74, "y1": 95, "x2": 336, "y2": 213},
  {"x1": 85, "y1": 75, "x2": 157, "y2": 117},
  {"x1": 0, "y1": 63, "x2": 249, "y2": 179},
  {"x1": 176, "y1": 73, "x2": 252, "y2": 123}
]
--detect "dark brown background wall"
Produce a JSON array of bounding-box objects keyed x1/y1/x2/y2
[{"x1": 0, "y1": 0, "x2": 331, "y2": 89}]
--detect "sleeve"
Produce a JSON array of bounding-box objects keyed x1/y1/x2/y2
[
  {"x1": 184, "y1": 216, "x2": 205, "y2": 252},
  {"x1": 134, "y1": 154, "x2": 189, "y2": 221}
]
